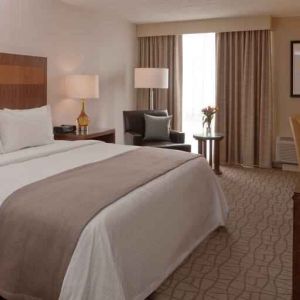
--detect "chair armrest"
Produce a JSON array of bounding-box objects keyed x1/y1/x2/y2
[
  {"x1": 125, "y1": 131, "x2": 143, "y2": 146},
  {"x1": 170, "y1": 130, "x2": 185, "y2": 143}
]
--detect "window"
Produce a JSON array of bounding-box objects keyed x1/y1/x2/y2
[{"x1": 182, "y1": 33, "x2": 216, "y2": 153}]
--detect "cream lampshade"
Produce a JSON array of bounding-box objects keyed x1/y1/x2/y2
[
  {"x1": 134, "y1": 68, "x2": 169, "y2": 110},
  {"x1": 65, "y1": 74, "x2": 99, "y2": 132}
]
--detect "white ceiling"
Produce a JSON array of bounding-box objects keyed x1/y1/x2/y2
[{"x1": 61, "y1": 0, "x2": 300, "y2": 24}]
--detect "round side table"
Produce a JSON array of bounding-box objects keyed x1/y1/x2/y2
[{"x1": 193, "y1": 133, "x2": 224, "y2": 175}]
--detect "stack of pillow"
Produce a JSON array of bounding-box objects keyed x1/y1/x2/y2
[{"x1": 0, "y1": 105, "x2": 54, "y2": 154}]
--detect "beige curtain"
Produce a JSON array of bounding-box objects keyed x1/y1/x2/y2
[
  {"x1": 216, "y1": 30, "x2": 273, "y2": 168},
  {"x1": 137, "y1": 35, "x2": 183, "y2": 130}
]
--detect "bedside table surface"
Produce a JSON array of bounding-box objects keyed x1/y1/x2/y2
[{"x1": 54, "y1": 128, "x2": 115, "y2": 142}]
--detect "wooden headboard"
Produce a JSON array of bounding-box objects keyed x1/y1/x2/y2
[{"x1": 0, "y1": 53, "x2": 47, "y2": 109}]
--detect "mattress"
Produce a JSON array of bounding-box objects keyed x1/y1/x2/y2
[{"x1": 0, "y1": 140, "x2": 228, "y2": 300}]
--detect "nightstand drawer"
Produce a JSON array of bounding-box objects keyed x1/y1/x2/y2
[{"x1": 54, "y1": 129, "x2": 115, "y2": 143}]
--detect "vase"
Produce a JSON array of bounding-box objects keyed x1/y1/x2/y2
[{"x1": 206, "y1": 124, "x2": 212, "y2": 136}]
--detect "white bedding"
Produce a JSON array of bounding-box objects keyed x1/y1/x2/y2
[{"x1": 0, "y1": 141, "x2": 228, "y2": 300}]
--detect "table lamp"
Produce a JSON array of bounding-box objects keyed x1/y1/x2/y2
[
  {"x1": 134, "y1": 68, "x2": 169, "y2": 110},
  {"x1": 65, "y1": 74, "x2": 99, "y2": 132}
]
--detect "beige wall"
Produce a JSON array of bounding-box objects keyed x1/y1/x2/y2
[
  {"x1": 0, "y1": 0, "x2": 137, "y2": 143},
  {"x1": 273, "y1": 17, "x2": 300, "y2": 138}
]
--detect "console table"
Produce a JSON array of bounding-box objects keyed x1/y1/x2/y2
[{"x1": 193, "y1": 133, "x2": 224, "y2": 175}]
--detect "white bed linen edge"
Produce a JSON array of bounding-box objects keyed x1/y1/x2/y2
[
  {"x1": 0, "y1": 141, "x2": 228, "y2": 300},
  {"x1": 0, "y1": 140, "x2": 98, "y2": 167}
]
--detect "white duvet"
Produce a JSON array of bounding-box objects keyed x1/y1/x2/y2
[{"x1": 0, "y1": 141, "x2": 228, "y2": 300}]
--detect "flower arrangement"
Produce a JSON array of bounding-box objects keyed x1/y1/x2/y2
[{"x1": 202, "y1": 106, "x2": 218, "y2": 129}]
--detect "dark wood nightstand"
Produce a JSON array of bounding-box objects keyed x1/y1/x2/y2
[{"x1": 54, "y1": 128, "x2": 115, "y2": 143}]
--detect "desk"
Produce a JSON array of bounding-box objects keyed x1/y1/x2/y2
[{"x1": 293, "y1": 181, "x2": 300, "y2": 300}]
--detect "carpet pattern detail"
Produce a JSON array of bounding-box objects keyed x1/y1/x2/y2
[{"x1": 149, "y1": 167, "x2": 298, "y2": 300}]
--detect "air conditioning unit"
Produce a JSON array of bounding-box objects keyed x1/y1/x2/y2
[{"x1": 276, "y1": 136, "x2": 297, "y2": 164}]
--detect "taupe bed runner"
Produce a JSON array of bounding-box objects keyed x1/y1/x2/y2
[{"x1": 0, "y1": 147, "x2": 199, "y2": 300}]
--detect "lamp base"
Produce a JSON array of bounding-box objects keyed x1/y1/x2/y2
[
  {"x1": 77, "y1": 99, "x2": 89, "y2": 133},
  {"x1": 78, "y1": 125, "x2": 89, "y2": 134},
  {"x1": 149, "y1": 88, "x2": 154, "y2": 110}
]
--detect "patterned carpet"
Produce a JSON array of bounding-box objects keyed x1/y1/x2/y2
[{"x1": 149, "y1": 166, "x2": 299, "y2": 300}]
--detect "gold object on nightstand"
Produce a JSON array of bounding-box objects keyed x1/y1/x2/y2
[
  {"x1": 65, "y1": 74, "x2": 99, "y2": 133},
  {"x1": 77, "y1": 99, "x2": 89, "y2": 132}
]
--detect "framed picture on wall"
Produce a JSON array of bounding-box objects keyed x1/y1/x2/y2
[{"x1": 291, "y1": 41, "x2": 300, "y2": 97}]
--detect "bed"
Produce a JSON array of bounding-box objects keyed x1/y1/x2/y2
[{"x1": 0, "y1": 53, "x2": 228, "y2": 300}]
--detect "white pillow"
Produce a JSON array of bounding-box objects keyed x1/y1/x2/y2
[{"x1": 0, "y1": 105, "x2": 54, "y2": 153}]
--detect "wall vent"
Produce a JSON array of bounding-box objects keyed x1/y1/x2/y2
[{"x1": 276, "y1": 136, "x2": 297, "y2": 164}]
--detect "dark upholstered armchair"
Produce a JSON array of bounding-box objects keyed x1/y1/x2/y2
[{"x1": 123, "y1": 110, "x2": 191, "y2": 152}]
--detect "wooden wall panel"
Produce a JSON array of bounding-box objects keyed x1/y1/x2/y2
[
  {"x1": 0, "y1": 66, "x2": 45, "y2": 85},
  {"x1": 0, "y1": 53, "x2": 47, "y2": 109}
]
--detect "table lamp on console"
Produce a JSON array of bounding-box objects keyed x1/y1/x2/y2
[{"x1": 65, "y1": 74, "x2": 99, "y2": 133}]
